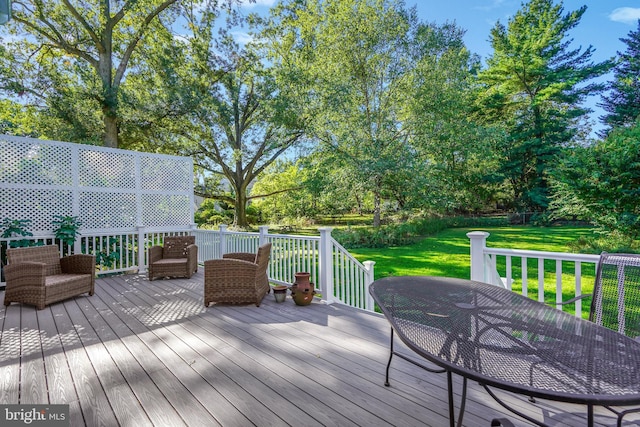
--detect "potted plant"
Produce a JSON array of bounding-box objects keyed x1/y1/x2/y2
[{"x1": 52, "y1": 215, "x2": 82, "y2": 253}]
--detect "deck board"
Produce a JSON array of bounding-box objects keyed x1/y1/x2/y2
[{"x1": 1, "y1": 272, "x2": 638, "y2": 426}]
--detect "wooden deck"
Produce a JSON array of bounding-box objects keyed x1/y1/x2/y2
[{"x1": 1, "y1": 272, "x2": 638, "y2": 427}]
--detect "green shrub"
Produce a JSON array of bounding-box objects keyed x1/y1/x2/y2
[
  {"x1": 568, "y1": 231, "x2": 640, "y2": 254},
  {"x1": 333, "y1": 215, "x2": 508, "y2": 248}
]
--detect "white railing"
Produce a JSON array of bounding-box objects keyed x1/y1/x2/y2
[
  {"x1": 468, "y1": 231, "x2": 600, "y2": 318},
  {"x1": 193, "y1": 226, "x2": 376, "y2": 310},
  {"x1": 2, "y1": 225, "x2": 376, "y2": 311},
  {"x1": 1, "y1": 227, "x2": 194, "y2": 276}
]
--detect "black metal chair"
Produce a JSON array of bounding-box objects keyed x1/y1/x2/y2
[
  {"x1": 589, "y1": 253, "x2": 640, "y2": 426},
  {"x1": 590, "y1": 252, "x2": 640, "y2": 340}
]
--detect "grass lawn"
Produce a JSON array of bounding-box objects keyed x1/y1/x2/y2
[
  {"x1": 349, "y1": 225, "x2": 595, "y2": 279},
  {"x1": 349, "y1": 225, "x2": 598, "y2": 316}
]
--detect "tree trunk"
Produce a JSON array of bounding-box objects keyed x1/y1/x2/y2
[
  {"x1": 373, "y1": 191, "x2": 381, "y2": 227},
  {"x1": 234, "y1": 190, "x2": 249, "y2": 228},
  {"x1": 103, "y1": 114, "x2": 119, "y2": 148}
]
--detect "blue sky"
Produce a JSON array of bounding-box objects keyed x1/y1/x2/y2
[
  {"x1": 410, "y1": 1, "x2": 640, "y2": 65},
  {"x1": 241, "y1": 0, "x2": 640, "y2": 137},
  {"x1": 242, "y1": 0, "x2": 640, "y2": 63}
]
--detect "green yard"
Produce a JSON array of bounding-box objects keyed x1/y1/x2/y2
[
  {"x1": 349, "y1": 225, "x2": 595, "y2": 279},
  {"x1": 349, "y1": 225, "x2": 598, "y2": 316}
]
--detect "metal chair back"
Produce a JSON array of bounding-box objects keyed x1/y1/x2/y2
[{"x1": 591, "y1": 252, "x2": 640, "y2": 339}]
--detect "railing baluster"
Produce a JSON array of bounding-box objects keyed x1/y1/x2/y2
[
  {"x1": 575, "y1": 262, "x2": 582, "y2": 317},
  {"x1": 555, "y1": 259, "x2": 563, "y2": 309},
  {"x1": 506, "y1": 255, "x2": 512, "y2": 290},
  {"x1": 522, "y1": 257, "x2": 528, "y2": 298},
  {"x1": 538, "y1": 257, "x2": 545, "y2": 303}
]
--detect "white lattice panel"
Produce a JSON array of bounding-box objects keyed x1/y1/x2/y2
[
  {"x1": 79, "y1": 149, "x2": 136, "y2": 188},
  {"x1": 141, "y1": 157, "x2": 192, "y2": 191},
  {"x1": 80, "y1": 192, "x2": 137, "y2": 229},
  {"x1": 0, "y1": 135, "x2": 194, "y2": 233},
  {"x1": 1, "y1": 139, "x2": 73, "y2": 186},
  {"x1": 0, "y1": 188, "x2": 73, "y2": 232},
  {"x1": 142, "y1": 194, "x2": 192, "y2": 227}
]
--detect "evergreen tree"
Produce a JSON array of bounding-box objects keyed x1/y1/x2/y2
[
  {"x1": 476, "y1": 0, "x2": 612, "y2": 212},
  {"x1": 599, "y1": 20, "x2": 640, "y2": 136}
]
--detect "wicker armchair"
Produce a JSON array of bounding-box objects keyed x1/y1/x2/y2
[
  {"x1": 3, "y1": 245, "x2": 95, "y2": 310},
  {"x1": 148, "y1": 236, "x2": 198, "y2": 281},
  {"x1": 204, "y1": 243, "x2": 272, "y2": 307}
]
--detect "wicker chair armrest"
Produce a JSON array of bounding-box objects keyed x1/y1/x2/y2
[
  {"x1": 222, "y1": 252, "x2": 256, "y2": 263},
  {"x1": 4, "y1": 261, "x2": 47, "y2": 285},
  {"x1": 187, "y1": 244, "x2": 198, "y2": 269},
  {"x1": 61, "y1": 254, "x2": 96, "y2": 274},
  {"x1": 186, "y1": 244, "x2": 198, "y2": 257},
  {"x1": 149, "y1": 246, "x2": 163, "y2": 263}
]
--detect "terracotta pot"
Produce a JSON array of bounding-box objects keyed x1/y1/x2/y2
[
  {"x1": 293, "y1": 272, "x2": 312, "y2": 291},
  {"x1": 290, "y1": 272, "x2": 315, "y2": 306}
]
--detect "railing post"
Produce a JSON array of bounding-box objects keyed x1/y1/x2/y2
[
  {"x1": 258, "y1": 225, "x2": 269, "y2": 246},
  {"x1": 467, "y1": 231, "x2": 490, "y2": 282},
  {"x1": 219, "y1": 224, "x2": 227, "y2": 258},
  {"x1": 73, "y1": 239, "x2": 82, "y2": 256},
  {"x1": 319, "y1": 227, "x2": 335, "y2": 304},
  {"x1": 363, "y1": 260, "x2": 376, "y2": 311},
  {"x1": 137, "y1": 225, "x2": 147, "y2": 273}
]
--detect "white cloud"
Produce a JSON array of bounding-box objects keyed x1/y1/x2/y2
[
  {"x1": 240, "y1": 0, "x2": 276, "y2": 9},
  {"x1": 173, "y1": 33, "x2": 192, "y2": 44},
  {"x1": 232, "y1": 31, "x2": 254, "y2": 45},
  {"x1": 609, "y1": 7, "x2": 640, "y2": 25}
]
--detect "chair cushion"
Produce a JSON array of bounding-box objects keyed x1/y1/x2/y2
[
  {"x1": 46, "y1": 274, "x2": 92, "y2": 287},
  {"x1": 153, "y1": 258, "x2": 188, "y2": 266}
]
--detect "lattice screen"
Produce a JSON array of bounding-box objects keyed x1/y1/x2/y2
[{"x1": 0, "y1": 135, "x2": 194, "y2": 234}]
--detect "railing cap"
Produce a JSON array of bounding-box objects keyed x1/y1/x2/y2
[{"x1": 467, "y1": 231, "x2": 490, "y2": 238}]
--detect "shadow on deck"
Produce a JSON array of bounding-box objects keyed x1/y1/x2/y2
[{"x1": 1, "y1": 272, "x2": 636, "y2": 426}]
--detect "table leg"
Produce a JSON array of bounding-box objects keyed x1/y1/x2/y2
[
  {"x1": 446, "y1": 371, "x2": 468, "y2": 427},
  {"x1": 448, "y1": 371, "x2": 455, "y2": 427},
  {"x1": 385, "y1": 327, "x2": 394, "y2": 387}
]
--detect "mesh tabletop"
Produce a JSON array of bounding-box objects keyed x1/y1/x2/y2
[{"x1": 370, "y1": 276, "x2": 640, "y2": 406}]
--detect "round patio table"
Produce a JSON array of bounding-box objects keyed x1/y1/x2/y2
[{"x1": 369, "y1": 276, "x2": 640, "y2": 427}]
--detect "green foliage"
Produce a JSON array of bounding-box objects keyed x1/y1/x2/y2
[
  {"x1": 0, "y1": 100, "x2": 40, "y2": 137},
  {"x1": 51, "y1": 215, "x2": 82, "y2": 248},
  {"x1": 568, "y1": 231, "x2": 640, "y2": 255},
  {"x1": 92, "y1": 237, "x2": 121, "y2": 269},
  {"x1": 1, "y1": 218, "x2": 38, "y2": 269},
  {"x1": 0, "y1": 0, "x2": 193, "y2": 147},
  {"x1": 195, "y1": 199, "x2": 234, "y2": 227},
  {"x1": 599, "y1": 20, "x2": 640, "y2": 136},
  {"x1": 549, "y1": 122, "x2": 640, "y2": 238},
  {"x1": 333, "y1": 214, "x2": 508, "y2": 248},
  {"x1": 1, "y1": 218, "x2": 34, "y2": 248},
  {"x1": 266, "y1": 0, "x2": 486, "y2": 226},
  {"x1": 476, "y1": 0, "x2": 613, "y2": 212}
]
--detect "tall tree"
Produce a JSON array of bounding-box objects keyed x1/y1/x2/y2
[
  {"x1": 476, "y1": 0, "x2": 612, "y2": 212},
  {"x1": 266, "y1": 0, "x2": 423, "y2": 227},
  {"x1": 132, "y1": 11, "x2": 308, "y2": 228},
  {"x1": 408, "y1": 22, "x2": 500, "y2": 214},
  {"x1": 599, "y1": 20, "x2": 640, "y2": 136},
  {"x1": 0, "y1": 0, "x2": 231, "y2": 148}
]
